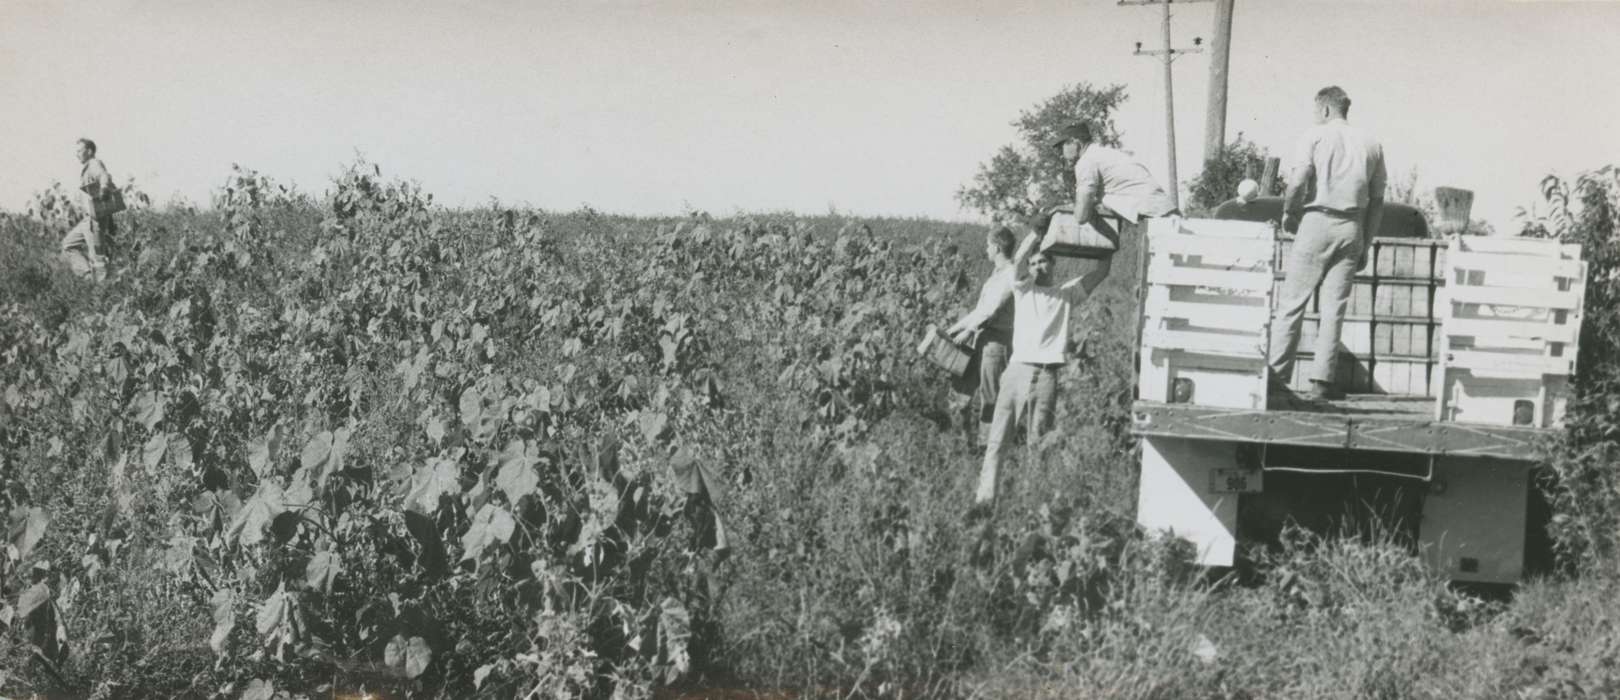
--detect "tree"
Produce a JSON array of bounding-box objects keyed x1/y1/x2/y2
[
  {"x1": 1184, "y1": 134, "x2": 1278, "y2": 216},
  {"x1": 1519, "y1": 165, "x2": 1620, "y2": 569},
  {"x1": 957, "y1": 83, "x2": 1128, "y2": 222}
]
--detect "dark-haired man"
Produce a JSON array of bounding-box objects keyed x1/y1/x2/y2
[
  {"x1": 1269, "y1": 86, "x2": 1387, "y2": 401},
  {"x1": 974, "y1": 231, "x2": 1109, "y2": 507},
  {"x1": 943, "y1": 226, "x2": 1019, "y2": 444},
  {"x1": 61, "y1": 138, "x2": 118, "y2": 278}
]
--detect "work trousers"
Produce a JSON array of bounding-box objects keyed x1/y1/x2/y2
[
  {"x1": 975, "y1": 362, "x2": 1060, "y2": 504},
  {"x1": 1269, "y1": 211, "x2": 1363, "y2": 385},
  {"x1": 59, "y1": 218, "x2": 106, "y2": 280},
  {"x1": 950, "y1": 333, "x2": 1011, "y2": 445}
]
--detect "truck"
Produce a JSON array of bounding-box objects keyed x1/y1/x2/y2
[{"x1": 1130, "y1": 192, "x2": 1587, "y2": 584}]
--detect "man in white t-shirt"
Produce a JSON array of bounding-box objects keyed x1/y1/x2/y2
[{"x1": 973, "y1": 230, "x2": 1110, "y2": 507}]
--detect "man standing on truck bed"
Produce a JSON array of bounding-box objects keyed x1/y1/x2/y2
[{"x1": 1270, "y1": 86, "x2": 1387, "y2": 402}]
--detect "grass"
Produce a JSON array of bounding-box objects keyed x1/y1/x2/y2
[{"x1": 2, "y1": 183, "x2": 1618, "y2": 698}]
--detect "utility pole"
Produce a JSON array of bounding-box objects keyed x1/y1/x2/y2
[
  {"x1": 1122, "y1": 0, "x2": 1207, "y2": 209},
  {"x1": 1204, "y1": 0, "x2": 1234, "y2": 162}
]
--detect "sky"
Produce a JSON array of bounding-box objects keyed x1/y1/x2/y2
[{"x1": 3, "y1": 0, "x2": 1619, "y2": 233}]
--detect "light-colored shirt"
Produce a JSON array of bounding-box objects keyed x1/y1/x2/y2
[
  {"x1": 1287, "y1": 118, "x2": 1386, "y2": 214},
  {"x1": 1074, "y1": 145, "x2": 1178, "y2": 222},
  {"x1": 80, "y1": 158, "x2": 114, "y2": 198},
  {"x1": 1009, "y1": 275, "x2": 1089, "y2": 365},
  {"x1": 952, "y1": 264, "x2": 1015, "y2": 338}
]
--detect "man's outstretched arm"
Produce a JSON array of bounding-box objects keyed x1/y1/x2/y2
[{"x1": 1057, "y1": 257, "x2": 1111, "y2": 303}]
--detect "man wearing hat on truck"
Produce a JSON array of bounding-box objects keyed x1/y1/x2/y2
[
  {"x1": 1269, "y1": 85, "x2": 1387, "y2": 402},
  {"x1": 1047, "y1": 122, "x2": 1180, "y2": 275}
]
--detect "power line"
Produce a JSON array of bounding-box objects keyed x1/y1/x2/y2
[{"x1": 1121, "y1": 0, "x2": 1207, "y2": 209}]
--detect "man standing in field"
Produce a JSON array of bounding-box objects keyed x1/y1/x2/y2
[
  {"x1": 62, "y1": 138, "x2": 120, "y2": 278},
  {"x1": 1270, "y1": 86, "x2": 1387, "y2": 401},
  {"x1": 973, "y1": 230, "x2": 1110, "y2": 509},
  {"x1": 1049, "y1": 121, "x2": 1180, "y2": 271},
  {"x1": 942, "y1": 226, "x2": 1018, "y2": 446}
]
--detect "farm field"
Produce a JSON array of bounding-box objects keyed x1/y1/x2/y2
[{"x1": 3, "y1": 162, "x2": 1620, "y2": 699}]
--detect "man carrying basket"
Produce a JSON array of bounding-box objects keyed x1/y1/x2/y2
[
  {"x1": 62, "y1": 138, "x2": 124, "y2": 279},
  {"x1": 1040, "y1": 121, "x2": 1179, "y2": 280}
]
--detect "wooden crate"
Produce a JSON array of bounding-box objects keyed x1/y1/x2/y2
[
  {"x1": 1436, "y1": 236, "x2": 1585, "y2": 427},
  {"x1": 916, "y1": 325, "x2": 971, "y2": 377},
  {"x1": 1140, "y1": 218, "x2": 1276, "y2": 409}
]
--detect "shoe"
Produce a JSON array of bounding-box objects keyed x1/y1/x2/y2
[{"x1": 1306, "y1": 380, "x2": 1345, "y2": 401}]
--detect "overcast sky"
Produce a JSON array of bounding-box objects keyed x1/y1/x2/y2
[{"x1": 3, "y1": 0, "x2": 1618, "y2": 232}]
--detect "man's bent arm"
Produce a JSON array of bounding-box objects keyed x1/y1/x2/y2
[
  {"x1": 945, "y1": 275, "x2": 1012, "y2": 335},
  {"x1": 1073, "y1": 160, "x2": 1103, "y2": 225},
  {"x1": 1011, "y1": 232, "x2": 1040, "y2": 283},
  {"x1": 1058, "y1": 257, "x2": 1111, "y2": 302}
]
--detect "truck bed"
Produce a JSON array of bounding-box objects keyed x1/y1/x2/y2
[{"x1": 1131, "y1": 396, "x2": 1546, "y2": 460}]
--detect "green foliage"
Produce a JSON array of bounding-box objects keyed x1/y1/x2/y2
[
  {"x1": 1184, "y1": 134, "x2": 1279, "y2": 216},
  {"x1": 3, "y1": 158, "x2": 1620, "y2": 698},
  {"x1": 957, "y1": 83, "x2": 1129, "y2": 222},
  {"x1": 1524, "y1": 166, "x2": 1620, "y2": 570}
]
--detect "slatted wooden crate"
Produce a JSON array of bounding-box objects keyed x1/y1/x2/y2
[
  {"x1": 1275, "y1": 238, "x2": 1447, "y2": 396},
  {"x1": 1140, "y1": 218, "x2": 1276, "y2": 409},
  {"x1": 1436, "y1": 236, "x2": 1585, "y2": 427}
]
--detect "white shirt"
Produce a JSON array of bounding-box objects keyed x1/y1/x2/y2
[
  {"x1": 1073, "y1": 145, "x2": 1178, "y2": 221},
  {"x1": 1289, "y1": 118, "x2": 1386, "y2": 214},
  {"x1": 951, "y1": 264, "x2": 1015, "y2": 338},
  {"x1": 1009, "y1": 275, "x2": 1089, "y2": 365}
]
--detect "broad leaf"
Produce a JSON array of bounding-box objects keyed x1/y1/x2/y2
[
  {"x1": 495, "y1": 440, "x2": 538, "y2": 504},
  {"x1": 17, "y1": 582, "x2": 50, "y2": 620},
  {"x1": 141, "y1": 432, "x2": 168, "y2": 471},
  {"x1": 385, "y1": 634, "x2": 433, "y2": 679},
  {"x1": 131, "y1": 391, "x2": 164, "y2": 431},
  {"x1": 305, "y1": 551, "x2": 340, "y2": 595},
  {"x1": 228, "y1": 481, "x2": 286, "y2": 547},
  {"x1": 210, "y1": 588, "x2": 235, "y2": 654},
  {"x1": 638, "y1": 411, "x2": 669, "y2": 443},
  {"x1": 460, "y1": 504, "x2": 515, "y2": 561},
  {"x1": 246, "y1": 426, "x2": 279, "y2": 478},
  {"x1": 241, "y1": 679, "x2": 275, "y2": 700},
  {"x1": 12, "y1": 507, "x2": 49, "y2": 561},
  {"x1": 407, "y1": 458, "x2": 460, "y2": 513},
  {"x1": 459, "y1": 386, "x2": 483, "y2": 427},
  {"x1": 300, "y1": 431, "x2": 333, "y2": 475},
  {"x1": 659, "y1": 597, "x2": 692, "y2": 683}
]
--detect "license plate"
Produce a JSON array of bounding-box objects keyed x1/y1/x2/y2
[{"x1": 1211, "y1": 468, "x2": 1262, "y2": 494}]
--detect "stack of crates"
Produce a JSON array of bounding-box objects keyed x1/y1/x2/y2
[
  {"x1": 1278, "y1": 237, "x2": 1448, "y2": 396},
  {"x1": 1435, "y1": 236, "x2": 1585, "y2": 427},
  {"x1": 1138, "y1": 218, "x2": 1277, "y2": 410}
]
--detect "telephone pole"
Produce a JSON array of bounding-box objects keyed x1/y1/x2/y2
[
  {"x1": 1122, "y1": 0, "x2": 1207, "y2": 209},
  {"x1": 1204, "y1": 0, "x2": 1234, "y2": 162}
]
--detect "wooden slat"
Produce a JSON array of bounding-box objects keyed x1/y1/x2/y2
[
  {"x1": 1449, "y1": 251, "x2": 1585, "y2": 281},
  {"x1": 1445, "y1": 284, "x2": 1583, "y2": 309},
  {"x1": 1143, "y1": 328, "x2": 1266, "y2": 357},
  {"x1": 1443, "y1": 317, "x2": 1579, "y2": 344},
  {"x1": 1154, "y1": 218, "x2": 1274, "y2": 239},
  {"x1": 1153, "y1": 234, "x2": 1274, "y2": 259},
  {"x1": 1146, "y1": 300, "x2": 1271, "y2": 330},
  {"x1": 1454, "y1": 236, "x2": 1581, "y2": 259},
  {"x1": 1147, "y1": 264, "x2": 1274, "y2": 293},
  {"x1": 1445, "y1": 350, "x2": 1574, "y2": 377}
]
